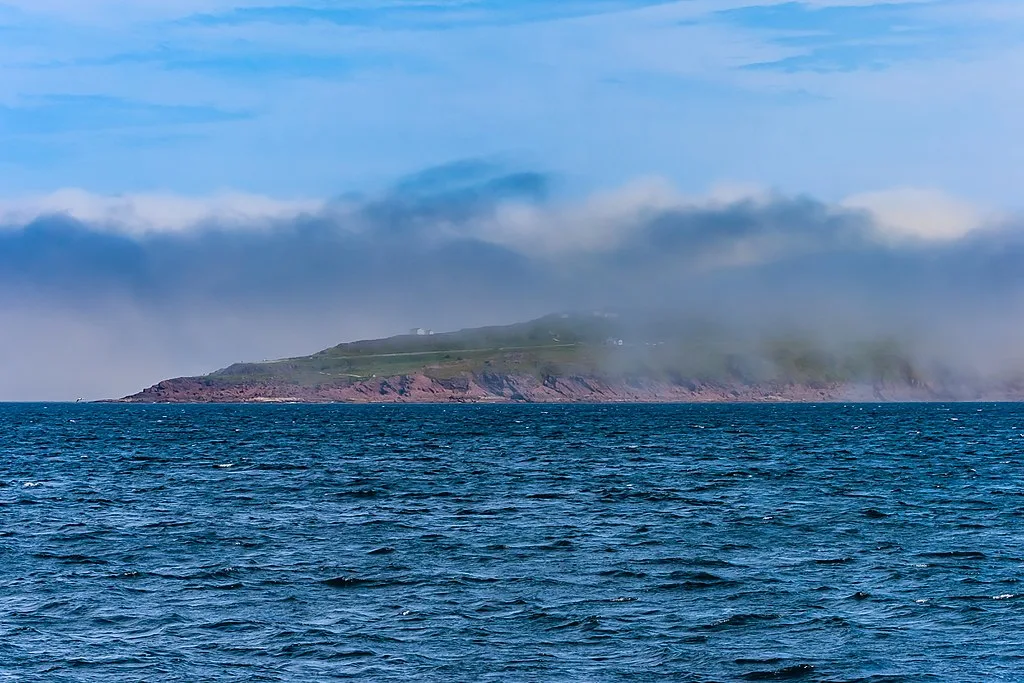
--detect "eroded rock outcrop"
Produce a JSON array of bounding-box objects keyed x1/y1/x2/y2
[{"x1": 116, "y1": 372, "x2": 994, "y2": 403}]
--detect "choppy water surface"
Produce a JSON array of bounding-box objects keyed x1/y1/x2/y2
[{"x1": 2, "y1": 403, "x2": 1024, "y2": 681}]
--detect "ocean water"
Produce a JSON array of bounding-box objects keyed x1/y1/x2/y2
[{"x1": 2, "y1": 403, "x2": 1024, "y2": 682}]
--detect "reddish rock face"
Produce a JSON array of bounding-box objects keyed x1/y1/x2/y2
[{"x1": 117, "y1": 373, "x2": 989, "y2": 404}]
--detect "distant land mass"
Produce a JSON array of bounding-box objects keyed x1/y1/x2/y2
[{"x1": 116, "y1": 313, "x2": 1024, "y2": 403}]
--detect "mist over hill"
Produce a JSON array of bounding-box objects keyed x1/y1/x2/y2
[
  {"x1": 118, "y1": 310, "x2": 1024, "y2": 403},
  {"x1": 3, "y1": 163, "x2": 1024, "y2": 400}
]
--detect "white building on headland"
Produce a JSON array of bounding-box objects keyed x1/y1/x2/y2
[{"x1": 409, "y1": 328, "x2": 434, "y2": 336}]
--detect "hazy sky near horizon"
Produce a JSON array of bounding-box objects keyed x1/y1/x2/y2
[{"x1": 2, "y1": 0, "x2": 1024, "y2": 400}]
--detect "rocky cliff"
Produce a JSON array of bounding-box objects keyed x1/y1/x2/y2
[{"x1": 119, "y1": 372, "x2": 1017, "y2": 404}]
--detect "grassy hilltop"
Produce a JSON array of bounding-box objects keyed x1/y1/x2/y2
[{"x1": 212, "y1": 313, "x2": 622, "y2": 386}]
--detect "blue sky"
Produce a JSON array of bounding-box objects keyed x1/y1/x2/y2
[{"x1": 0, "y1": 0, "x2": 1022, "y2": 202}]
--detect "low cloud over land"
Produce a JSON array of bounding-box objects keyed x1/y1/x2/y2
[{"x1": 2, "y1": 162, "x2": 1022, "y2": 400}]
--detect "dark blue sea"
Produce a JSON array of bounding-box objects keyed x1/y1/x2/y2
[{"x1": 2, "y1": 403, "x2": 1024, "y2": 681}]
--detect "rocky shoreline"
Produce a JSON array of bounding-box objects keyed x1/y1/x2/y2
[{"x1": 114, "y1": 372, "x2": 1017, "y2": 404}]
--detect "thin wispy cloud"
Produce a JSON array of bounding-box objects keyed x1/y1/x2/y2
[
  {"x1": 0, "y1": 95, "x2": 250, "y2": 134},
  {"x1": 175, "y1": 2, "x2": 674, "y2": 30}
]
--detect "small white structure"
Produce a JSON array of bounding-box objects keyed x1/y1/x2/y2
[{"x1": 410, "y1": 328, "x2": 435, "y2": 336}]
